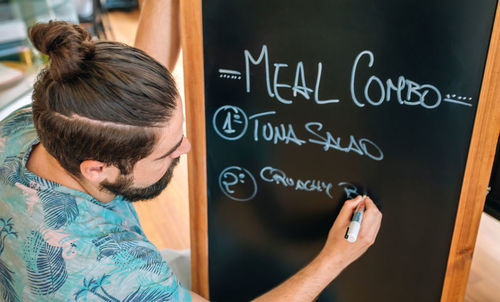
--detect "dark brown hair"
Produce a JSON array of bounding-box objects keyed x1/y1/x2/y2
[{"x1": 29, "y1": 21, "x2": 178, "y2": 176}]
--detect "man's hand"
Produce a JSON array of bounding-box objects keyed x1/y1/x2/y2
[{"x1": 319, "y1": 195, "x2": 383, "y2": 271}]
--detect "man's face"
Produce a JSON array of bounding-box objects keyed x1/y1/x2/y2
[{"x1": 100, "y1": 97, "x2": 191, "y2": 202}]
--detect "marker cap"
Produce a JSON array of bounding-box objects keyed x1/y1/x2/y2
[{"x1": 345, "y1": 221, "x2": 361, "y2": 243}]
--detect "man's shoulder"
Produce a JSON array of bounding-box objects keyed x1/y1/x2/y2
[
  {"x1": 0, "y1": 105, "x2": 37, "y2": 162},
  {"x1": 0, "y1": 105, "x2": 38, "y2": 193},
  {"x1": 0, "y1": 105, "x2": 34, "y2": 134}
]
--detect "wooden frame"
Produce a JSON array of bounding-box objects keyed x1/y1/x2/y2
[
  {"x1": 180, "y1": 0, "x2": 500, "y2": 300},
  {"x1": 180, "y1": 0, "x2": 209, "y2": 298}
]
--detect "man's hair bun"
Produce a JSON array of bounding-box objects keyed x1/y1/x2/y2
[{"x1": 29, "y1": 21, "x2": 95, "y2": 82}]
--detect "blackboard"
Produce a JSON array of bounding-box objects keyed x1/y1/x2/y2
[{"x1": 180, "y1": 0, "x2": 500, "y2": 301}]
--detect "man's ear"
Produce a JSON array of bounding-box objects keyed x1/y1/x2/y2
[{"x1": 80, "y1": 160, "x2": 116, "y2": 184}]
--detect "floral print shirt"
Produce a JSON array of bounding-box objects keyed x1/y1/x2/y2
[{"x1": 0, "y1": 106, "x2": 191, "y2": 302}]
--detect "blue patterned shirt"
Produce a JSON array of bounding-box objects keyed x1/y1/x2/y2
[{"x1": 0, "y1": 106, "x2": 191, "y2": 302}]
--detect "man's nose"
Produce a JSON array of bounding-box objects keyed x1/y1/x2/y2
[
  {"x1": 171, "y1": 137, "x2": 191, "y2": 158},
  {"x1": 180, "y1": 137, "x2": 191, "y2": 154}
]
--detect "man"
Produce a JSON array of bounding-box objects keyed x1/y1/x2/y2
[{"x1": 0, "y1": 17, "x2": 381, "y2": 302}]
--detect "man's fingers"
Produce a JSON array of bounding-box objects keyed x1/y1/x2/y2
[
  {"x1": 361, "y1": 198, "x2": 382, "y2": 225},
  {"x1": 335, "y1": 195, "x2": 382, "y2": 243},
  {"x1": 337, "y1": 195, "x2": 363, "y2": 222},
  {"x1": 359, "y1": 197, "x2": 382, "y2": 244},
  {"x1": 364, "y1": 196, "x2": 380, "y2": 212},
  {"x1": 362, "y1": 197, "x2": 382, "y2": 227}
]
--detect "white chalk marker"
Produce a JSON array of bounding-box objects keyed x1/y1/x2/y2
[{"x1": 344, "y1": 195, "x2": 367, "y2": 243}]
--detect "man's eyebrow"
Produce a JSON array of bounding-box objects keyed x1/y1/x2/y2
[{"x1": 156, "y1": 136, "x2": 184, "y2": 160}]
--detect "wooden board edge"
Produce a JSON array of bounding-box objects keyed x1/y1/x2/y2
[
  {"x1": 180, "y1": 0, "x2": 210, "y2": 298},
  {"x1": 440, "y1": 3, "x2": 500, "y2": 301}
]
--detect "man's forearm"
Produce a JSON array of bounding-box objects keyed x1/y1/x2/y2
[
  {"x1": 252, "y1": 251, "x2": 346, "y2": 302},
  {"x1": 135, "y1": 0, "x2": 180, "y2": 70}
]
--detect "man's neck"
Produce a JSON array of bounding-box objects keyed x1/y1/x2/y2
[{"x1": 26, "y1": 144, "x2": 116, "y2": 203}]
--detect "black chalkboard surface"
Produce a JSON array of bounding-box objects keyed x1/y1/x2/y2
[{"x1": 201, "y1": 1, "x2": 497, "y2": 301}]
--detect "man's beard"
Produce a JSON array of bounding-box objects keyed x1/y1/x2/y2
[{"x1": 100, "y1": 157, "x2": 180, "y2": 202}]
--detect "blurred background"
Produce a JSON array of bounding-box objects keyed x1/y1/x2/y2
[{"x1": 0, "y1": 0, "x2": 138, "y2": 118}]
